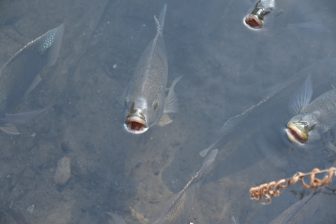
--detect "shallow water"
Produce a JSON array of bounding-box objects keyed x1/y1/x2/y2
[{"x1": 0, "y1": 0, "x2": 336, "y2": 223}]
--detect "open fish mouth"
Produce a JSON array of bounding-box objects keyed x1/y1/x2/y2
[
  {"x1": 243, "y1": 14, "x2": 264, "y2": 30},
  {"x1": 285, "y1": 122, "x2": 308, "y2": 145},
  {"x1": 124, "y1": 115, "x2": 148, "y2": 134}
]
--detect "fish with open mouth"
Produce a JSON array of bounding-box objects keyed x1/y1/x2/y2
[
  {"x1": 124, "y1": 4, "x2": 181, "y2": 134},
  {"x1": 0, "y1": 24, "x2": 64, "y2": 134},
  {"x1": 285, "y1": 75, "x2": 336, "y2": 146},
  {"x1": 244, "y1": 0, "x2": 275, "y2": 30}
]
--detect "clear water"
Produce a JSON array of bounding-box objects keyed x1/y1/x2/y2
[{"x1": 0, "y1": 0, "x2": 336, "y2": 223}]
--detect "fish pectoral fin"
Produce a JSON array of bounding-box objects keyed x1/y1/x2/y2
[
  {"x1": 129, "y1": 206, "x2": 149, "y2": 224},
  {"x1": 106, "y1": 212, "x2": 127, "y2": 224},
  {"x1": 24, "y1": 74, "x2": 42, "y2": 98},
  {"x1": 158, "y1": 114, "x2": 173, "y2": 127},
  {"x1": 3, "y1": 107, "x2": 49, "y2": 125},
  {"x1": 289, "y1": 75, "x2": 313, "y2": 114},
  {"x1": 199, "y1": 142, "x2": 217, "y2": 158},
  {"x1": 0, "y1": 123, "x2": 20, "y2": 135},
  {"x1": 164, "y1": 76, "x2": 182, "y2": 114}
]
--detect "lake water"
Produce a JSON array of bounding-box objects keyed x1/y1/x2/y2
[{"x1": 0, "y1": 0, "x2": 336, "y2": 223}]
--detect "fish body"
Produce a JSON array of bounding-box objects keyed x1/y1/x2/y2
[
  {"x1": 300, "y1": 89, "x2": 336, "y2": 127},
  {"x1": 286, "y1": 76, "x2": 336, "y2": 144},
  {"x1": 0, "y1": 24, "x2": 64, "y2": 134},
  {"x1": 124, "y1": 4, "x2": 180, "y2": 134},
  {"x1": 152, "y1": 149, "x2": 218, "y2": 224}
]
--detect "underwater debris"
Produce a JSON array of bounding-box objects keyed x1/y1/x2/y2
[
  {"x1": 249, "y1": 167, "x2": 336, "y2": 204},
  {"x1": 244, "y1": 0, "x2": 275, "y2": 30}
]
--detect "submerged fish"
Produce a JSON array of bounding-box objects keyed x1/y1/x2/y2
[
  {"x1": 124, "y1": 4, "x2": 181, "y2": 134},
  {"x1": 285, "y1": 75, "x2": 336, "y2": 145},
  {"x1": 244, "y1": 0, "x2": 275, "y2": 30},
  {"x1": 0, "y1": 24, "x2": 64, "y2": 134},
  {"x1": 152, "y1": 149, "x2": 218, "y2": 224},
  {"x1": 106, "y1": 211, "x2": 127, "y2": 224}
]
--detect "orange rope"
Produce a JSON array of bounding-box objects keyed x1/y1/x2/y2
[{"x1": 249, "y1": 167, "x2": 336, "y2": 204}]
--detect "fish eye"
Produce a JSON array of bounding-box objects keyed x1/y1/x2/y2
[
  {"x1": 296, "y1": 121, "x2": 309, "y2": 129},
  {"x1": 299, "y1": 121, "x2": 308, "y2": 126}
]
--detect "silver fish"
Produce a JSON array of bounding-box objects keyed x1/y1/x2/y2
[
  {"x1": 244, "y1": 0, "x2": 275, "y2": 30},
  {"x1": 152, "y1": 149, "x2": 218, "y2": 224},
  {"x1": 0, "y1": 24, "x2": 64, "y2": 135},
  {"x1": 124, "y1": 4, "x2": 181, "y2": 134},
  {"x1": 286, "y1": 75, "x2": 336, "y2": 145}
]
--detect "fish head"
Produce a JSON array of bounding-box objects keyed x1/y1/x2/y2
[
  {"x1": 124, "y1": 98, "x2": 149, "y2": 134},
  {"x1": 243, "y1": 2, "x2": 273, "y2": 30},
  {"x1": 285, "y1": 114, "x2": 317, "y2": 145},
  {"x1": 244, "y1": 14, "x2": 264, "y2": 30}
]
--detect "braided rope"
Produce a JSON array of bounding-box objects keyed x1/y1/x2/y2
[{"x1": 249, "y1": 167, "x2": 336, "y2": 204}]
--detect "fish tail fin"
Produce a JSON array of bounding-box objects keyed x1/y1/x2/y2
[
  {"x1": 154, "y1": 4, "x2": 167, "y2": 35},
  {"x1": 36, "y1": 23, "x2": 65, "y2": 67}
]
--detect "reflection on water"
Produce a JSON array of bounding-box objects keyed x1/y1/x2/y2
[{"x1": 0, "y1": 0, "x2": 336, "y2": 223}]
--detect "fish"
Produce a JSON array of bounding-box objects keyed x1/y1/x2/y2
[
  {"x1": 285, "y1": 75, "x2": 336, "y2": 146},
  {"x1": 244, "y1": 0, "x2": 275, "y2": 30},
  {"x1": 268, "y1": 189, "x2": 336, "y2": 224},
  {"x1": 152, "y1": 149, "x2": 218, "y2": 224},
  {"x1": 0, "y1": 24, "x2": 64, "y2": 135},
  {"x1": 0, "y1": 208, "x2": 30, "y2": 224},
  {"x1": 124, "y1": 4, "x2": 181, "y2": 134},
  {"x1": 106, "y1": 211, "x2": 127, "y2": 224}
]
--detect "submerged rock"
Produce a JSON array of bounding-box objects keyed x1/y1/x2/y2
[{"x1": 54, "y1": 156, "x2": 71, "y2": 185}]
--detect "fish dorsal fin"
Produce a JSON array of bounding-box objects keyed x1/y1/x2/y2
[
  {"x1": 154, "y1": 4, "x2": 167, "y2": 36},
  {"x1": 0, "y1": 123, "x2": 20, "y2": 135},
  {"x1": 289, "y1": 75, "x2": 313, "y2": 114},
  {"x1": 164, "y1": 76, "x2": 182, "y2": 114},
  {"x1": 158, "y1": 114, "x2": 172, "y2": 127},
  {"x1": 24, "y1": 74, "x2": 42, "y2": 98}
]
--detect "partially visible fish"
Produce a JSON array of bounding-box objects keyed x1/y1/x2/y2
[
  {"x1": 152, "y1": 149, "x2": 218, "y2": 224},
  {"x1": 0, "y1": 24, "x2": 64, "y2": 134},
  {"x1": 106, "y1": 211, "x2": 127, "y2": 224},
  {"x1": 285, "y1": 75, "x2": 336, "y2": 146},
  {"x1": 270, "y1": 189, "x2": 336, "y2": 224},
  {"x1": 244, "y1": 0, "x2": 275, "y2": 30},
  {"x1": 0, "y1": 208, "x2": 30, "y2": 224},
  {"x1": 124, "y1": 4, "x2": 181, "y2": 134}
]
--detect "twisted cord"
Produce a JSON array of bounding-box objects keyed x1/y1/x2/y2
[{"x1": 249, "y1": 167, "x2": 336, "y2": 204}]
